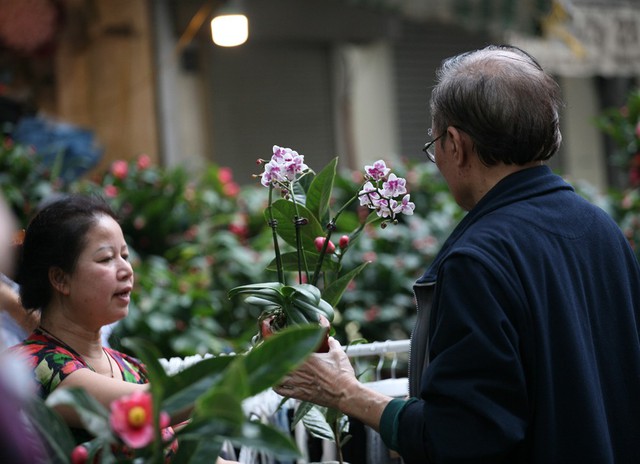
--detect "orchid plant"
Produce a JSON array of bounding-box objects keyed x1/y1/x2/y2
[
  {"x1": 228, "y1": 146, "x2": 415, "y2": 349},
  {"x1": 228, "y1": 146, "x2": 414, "y2": 461}
]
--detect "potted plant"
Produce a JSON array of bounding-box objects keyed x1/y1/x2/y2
[{"x1": 228, "y1": 145, "x2": 415, "y2": 462}]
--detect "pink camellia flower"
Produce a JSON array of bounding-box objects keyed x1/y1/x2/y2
[
  {"x1": 111, "y1": 160, "x2": 129, "y2": 180},
  {"x1": 104, "y1": 185, "x2": 118, "y2": 198},
  {"x1": 223, "y1": 182, "x2": 240, "y2": 197},
  {"x1": 339, "y1": 235, "x2": 349, "y2": 249},
  {"x1": 110, "y1": 391, "x2": 170, "y2": 449},
  {"x1": 137, "y1": 154, "x2": 151, "y2": 170},
  {"x1": 314, "y1": 236, "x2": 336, "y2": 254},
  {"x1": 218, "y1": 166, "x2": 234, "y2": 184}
]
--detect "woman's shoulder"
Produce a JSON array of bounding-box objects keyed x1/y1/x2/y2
[
  {"x1": 8, "y1": 331, "x2": 87, "y2": 398},
  {"x1": 104, "y1": 347, "x2": 149, "y2": 384}
]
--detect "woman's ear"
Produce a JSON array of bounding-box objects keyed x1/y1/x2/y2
[{"x1": 48, "y1": 267, "x2": 70, "y2": 295}]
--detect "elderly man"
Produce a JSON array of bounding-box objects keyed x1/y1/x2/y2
[{"x1": 276, "y1": 45, "x2": 640, "y2": 463}]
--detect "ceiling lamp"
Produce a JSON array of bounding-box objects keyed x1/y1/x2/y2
[{"x1": 211, "y1": 1, "x2": 248, "y2": 47}]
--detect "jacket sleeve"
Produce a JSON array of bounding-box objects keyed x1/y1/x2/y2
[{"x1": 396, "y1": 253, "x2": 530, "y2": 463}]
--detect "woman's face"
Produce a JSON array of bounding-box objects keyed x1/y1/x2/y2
[{"x1": 63, "y1": 214, "x2": 133, "y2": 329}]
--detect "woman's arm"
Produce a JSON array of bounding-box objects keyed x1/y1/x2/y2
[{"x1": 55, "y1": 370, "x2": 193, "y2": 427}]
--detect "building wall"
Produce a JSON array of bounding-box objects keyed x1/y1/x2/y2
[{"x1": 55, "y1": 0, "x2": 159, "y2": 174}]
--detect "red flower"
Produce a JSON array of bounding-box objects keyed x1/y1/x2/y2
[
  {"x1": 111, "y1": 160, "x2": 129, "y2": 180},
  {"x1": 223, "y1": 182, "x2": 240, "y2": 197},
  {"x1": 218, "y1": 167, "x2": 234, "y2": 184},
  {"x1": 338, "y1": 235, "x2": 349, "y2": 249},
  {"x1": 103, "y1": 185, "x2": 118, "y2": 198},
  {"x1": 137, "y1": 154, "x2": 151, "y2": 170},
  {"x1": 110, "y1": 391, "x2": 169, "y2": 449}
]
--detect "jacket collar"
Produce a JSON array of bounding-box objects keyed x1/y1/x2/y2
[{"x1": 416, "y1": 165, "x2": 573, "y2": 284}]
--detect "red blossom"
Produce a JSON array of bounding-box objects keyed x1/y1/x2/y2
[
  {"x1": 104, "y1": 185, "x2": 118, "y2": 198},
  {"x1": 218, "y1": 167, "x2": 234, "y2": 183},
  {"x1": 223, "y1": 182, "x2": 240, "y2": 197},
  {"x1": 229, "y1": 223, "x2": 248, "y2": 239},
  {"x1": 110, "y1": 391, "x2": 170, "y2": 449},
  {"x1": 339, "y1": 235, "x2": 350, "y2": 249},
  {"x1": 111, "y1": 160, "x2": 129, "y2": 180},
  {"x1": 364, "y1": 306, "x2": 380, "y2": 322},
  {"x1": 137, "y1": 154, "x2": 151, "y2": 170}
]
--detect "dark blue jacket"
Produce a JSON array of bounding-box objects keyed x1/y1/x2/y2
[{"x1": 380, "y1": 166, "x2": 640, "y2": 463}]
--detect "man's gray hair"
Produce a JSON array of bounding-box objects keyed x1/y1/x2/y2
[{"x1": 430, "y1": 45, "x2": 563, "y2": 166}]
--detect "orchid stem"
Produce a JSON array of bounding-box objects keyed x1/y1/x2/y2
[
  {"x1": 290, "y1": 192, "x2": 311, "y2": 283},
  {"x1": 267, "y1": 186, "x2": 285, "y2": 284},
  {"x1": 311, "y1": 186, "x2": 362, "y2": 286}
]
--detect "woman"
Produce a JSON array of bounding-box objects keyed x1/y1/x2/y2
[{"x1": 9, "y1": 194, "x2": 236, "y2": 463}]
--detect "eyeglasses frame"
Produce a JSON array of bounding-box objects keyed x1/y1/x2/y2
[{"x1": 423, "y1": 128, "x2": 445, "y2": 163}]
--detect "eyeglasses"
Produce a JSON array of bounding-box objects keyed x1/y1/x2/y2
[{"x1": 423, "y1": 128, "x2": 444, "y2": 163}]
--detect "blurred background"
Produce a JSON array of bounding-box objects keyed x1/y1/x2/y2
[
  {"x1": 1, "y1": 0, "x2": 638, "y2": 188},
  {"x1": 1, "y1": 0, "x2": 639, "y2": 358}
]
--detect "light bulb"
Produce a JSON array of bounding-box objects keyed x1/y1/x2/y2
[{"x1": 211, "y1": 14, "x2": 248, "y2": 47}]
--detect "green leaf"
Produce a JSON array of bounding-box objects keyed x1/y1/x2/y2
[
  {"x1": 46, "y1": 388, "x2": 111, "y2": 439},
  {"x1": 225, "y1": 421, "x2": 301, "y2": 460},
  {"x1": 306, "y1": 157, "x2": 338, "y2": 222},
  {"x1": 291, "y1": 400, "x2": 315, "y2": 428},
  {"x1": 194, "y1": 389, "x2": 245, "y2": 428},
  {"x1": 243, "y1": 324, "x2": 325, "y2": 395},
  {"x1": 24, "y1": 396, "x2": 76, "y2": 463},
  {"x1": 268, "y1": 199, "x2": 325, "y2": 251},
  {"x1": 300, "y1": 405, "x2": 335, "y2": 442},
  {"x1": 162, "y1": 356, "x2": 236, "y2": 415},
  {"x1": 170, "y1": 438, "x2": 224, "y2": 464},
  {"x1": 322, "y1": 261, "x2": 370, "y2": 307}
]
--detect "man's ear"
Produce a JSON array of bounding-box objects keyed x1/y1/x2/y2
[
  {"x1": 48, "y1": 267, "x2": 70, "y2": 295},
  {"x1": 448, "y1": 126, "x2": 473, "y2": 167}
]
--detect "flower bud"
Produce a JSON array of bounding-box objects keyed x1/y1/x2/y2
[
  {"x1": 314, "y1": 236, "x2": 336, "y2": 254},
  {"x1": 339, "y1": 235, "x2": 350, "y2": 249},
  {"x1": 71, "y1": 445, "x2": 88, "y2": 464}
]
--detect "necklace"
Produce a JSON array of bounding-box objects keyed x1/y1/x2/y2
[{"x1": 38, "y1": 325, "x2": 115, "y2": 378}]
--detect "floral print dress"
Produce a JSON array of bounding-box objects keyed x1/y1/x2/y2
[
  {"x1": 9, "y1": 329, "x2": 177, "y2": 459},
  {"x1": 10, "y1": 329, "x2": 148, "y2": 398}
]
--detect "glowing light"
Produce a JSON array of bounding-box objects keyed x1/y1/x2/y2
[{"x1": 211, "y1": 14, "x2": 248, "y2": 47}]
